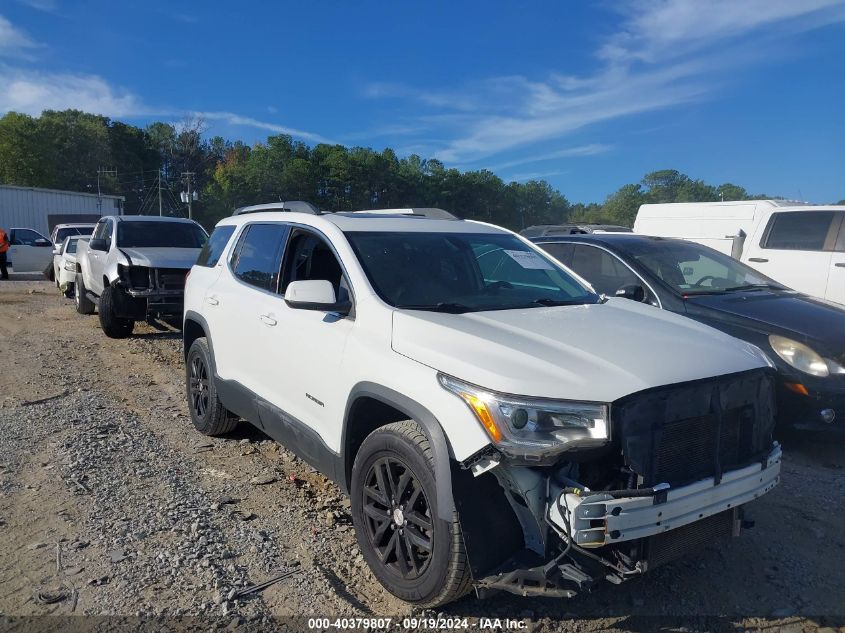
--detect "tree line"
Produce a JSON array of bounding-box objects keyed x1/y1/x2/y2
[{"x1": 0, "y1": 109, "x2": 831, "y2": 232}]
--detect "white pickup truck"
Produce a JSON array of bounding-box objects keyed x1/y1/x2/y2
[{"x1": 75, "y1": 215, "x2": 207, "y2": 338}]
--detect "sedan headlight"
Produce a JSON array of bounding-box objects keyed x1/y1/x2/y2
[
  {"x1": 438, "y1": 373, "x2": 609, "y2": 460},
  {"x1": 63, "y1": 261, "x2": 75, "y2": 272},
  {"x1": 768, "y1": 335, "x2": 839, "y2": 377}
]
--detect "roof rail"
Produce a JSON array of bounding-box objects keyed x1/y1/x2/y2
[
  {"x1": 347, "y1": 207, "x2": 461, "y2": 220},
  {"x1": 233, "y1": 201, "x2": 321, "y2": 216}
]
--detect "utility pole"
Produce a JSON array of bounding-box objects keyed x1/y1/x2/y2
[
  {"x1": 97, "y1": 168, "x2": 117, "y2": 214},
  {"x1": 158, "y1": 169, "x2": 164, "y2": 216},
  {"x1": 181, "y1": 171, "x2": 196, "y2": 220}
]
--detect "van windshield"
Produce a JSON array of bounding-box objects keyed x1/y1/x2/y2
[
  {"x1": 627, "y1": 240, "x2": 783, "y2": 295},
  {"x1": 345, "y1": 231, "x2": 597, "y2": 313},
  {"x1": 117, "y1": 221, "x2": 208, "y2": 248}
]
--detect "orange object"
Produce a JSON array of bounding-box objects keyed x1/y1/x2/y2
[
  {"x1": 464, "y1": 394, "x2": 503, "y2": 442},
  {"x1": 0, "y1": 229, "x2": 8, "y2": 254},
  {"x1": 785, "y1": 382, "x2": 809, "y2": 396}
]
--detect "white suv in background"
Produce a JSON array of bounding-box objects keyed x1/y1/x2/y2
[{"x1": 183, "y1": 203, "x2": 782, "y2": 607}]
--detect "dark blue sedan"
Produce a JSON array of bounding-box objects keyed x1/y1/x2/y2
[{"x1": 531, "y1": 233, "x2": 845, "y2": 432}]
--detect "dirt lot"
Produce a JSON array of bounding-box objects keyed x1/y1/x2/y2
[{"x1": 1, "y1": 280, "x2": 844, "y2": 632}]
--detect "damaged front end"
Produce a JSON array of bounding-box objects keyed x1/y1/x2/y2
[
  {"x1": 448, "y1": 368, "x2": 781, "y2": 599},
  {"x1": 114, "y1": 264, "x2": 189, "y2": 319}
]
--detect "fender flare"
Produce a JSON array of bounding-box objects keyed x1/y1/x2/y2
[
  {"x1": 343, "y1": 382, "x2": 456, "y2": 521},
  {"x1": 183, "y1": 310, "x2": 214, "y2": 367}
]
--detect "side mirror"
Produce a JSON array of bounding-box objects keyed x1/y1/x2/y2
[
  {"x1": 52, "y1": 247, "x2": 61, "y2": 256},
  {"x1": 89, "y1": 238, "x2": 108, "y2": 252},
  {"x1": 615, "y1": 284, "x2": 646, "y2": 302},
  {"x1": 285, "y1": 280, "x2": 351, "y2": 314},
  {"x1": 34, "y1": 238, "x2": 51, "y2": 247}
]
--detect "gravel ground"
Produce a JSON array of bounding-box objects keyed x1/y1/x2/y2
[{"x1": 1, "y1": 280, "x2": 844, "y2": 633}]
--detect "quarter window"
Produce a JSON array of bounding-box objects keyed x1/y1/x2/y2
[
  {"x1": 230, "y1": 223, "x2": 288, "y2": 292},
  {"x1": 763, "y1": 211, "x2": 834, "y2": 251},
  {"x1": 196, "y1": 225, "x2": 236, "y2": 267}
]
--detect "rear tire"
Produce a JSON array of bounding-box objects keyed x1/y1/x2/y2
[
  {"x1": 74, "y1": 274, "x2": 96, "y2": 315},
  {"x1": 186, "y1": 337, "x2": 238, "y2": 436},
  {"x1": 351, "y1": 420, "x2": 471, "y2": 607},
  {"x1": 98, "y1": 285, "x2": 135, "y2": 338}
]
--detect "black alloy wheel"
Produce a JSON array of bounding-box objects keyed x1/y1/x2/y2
[
  {"x1": 188, "y1": 354, "x2": 210, "y2": 420},
  {"x1": 362, "y1": 455, "x2": 434, "y2": 579}
]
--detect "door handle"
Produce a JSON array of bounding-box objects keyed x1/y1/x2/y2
[
  {"x1": 259, "y1": 314, "x2": 277, "y2": 326},
  {"x1": 205, "y1": 296, "x2": 220, "y2": 306},
  {"x1": 835, "y1": 263, "x2": 845, "y2": 268},
  {"x1": 748, "y1": 258, "x2": 768, "y2": 263}
]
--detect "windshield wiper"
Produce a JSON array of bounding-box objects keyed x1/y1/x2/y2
[
  {"x1": 722, "y1": 283, "x2": 781, "y2": 292},
  {"x1": 395, "y1": 302, "x2": 474, "y2": 313},
  {"x1": 530, "y1": 298, "x2": 586, "y2": 307},
  {"x1": 686, "y1": 283, "x2": 781, "y2": 296}
]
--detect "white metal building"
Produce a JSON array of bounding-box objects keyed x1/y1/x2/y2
[{"x1": 0, "y1": 184, "x2": 124, "y2": 236}]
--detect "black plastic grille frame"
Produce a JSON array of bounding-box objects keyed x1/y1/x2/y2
[{"x1": 614, "y1": 368, "x2": 776, "y2": 488}]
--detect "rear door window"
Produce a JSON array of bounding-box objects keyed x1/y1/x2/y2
[
  {"x1": 763, "y1": 211, "x2": 835, "y2": 251},
  {"x1": 538, "y1": 242, "x2": 574, "y2": 266},
  {"x1": 196, "y1": 225, "x2": 236, "y2": 267},
  {"x1": 569, "y1": 244, "x2": 640, "y2": 295},
  {"x1": 230, "y1": 223, "x2": 289, "y2": 292}
]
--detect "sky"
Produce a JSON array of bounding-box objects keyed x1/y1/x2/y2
[{"x1": 0, "y1": 0, "x2": 844, "y2": 204}]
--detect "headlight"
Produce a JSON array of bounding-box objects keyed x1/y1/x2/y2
[
  {"x1": 63, "y1": 261, "x2": 75, "y2": 271},
  {"x1": 438, "y1": 373, "x2": 609, "y2": 460},
  {"x1": 768, "y1": 335, "x2": 833, "y2": 377}
]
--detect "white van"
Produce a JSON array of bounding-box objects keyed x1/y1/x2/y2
[{"x1": 633, "y1": 200, "x2": 845, "y2": 304}]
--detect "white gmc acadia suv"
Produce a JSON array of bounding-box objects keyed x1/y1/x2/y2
[{"x1": 183, "y1": 203, "x2": 782, "y2": 607}]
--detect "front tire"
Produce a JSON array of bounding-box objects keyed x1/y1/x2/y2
[
  {"x1": 351, "y1": 420, "x2": 471, "y2": 607},
  {"x1": 186, "y1": 337, "x2": 238, "y2": 436},
  {"x1": 63, "y1": 282, "x2": 75, "y2": 299},
  {"x1": 74, "y1": 274, "x2": 96, "y2": 315},
  {"x1": 98, "y1": 285, "x2": 134, "y2": 338}
]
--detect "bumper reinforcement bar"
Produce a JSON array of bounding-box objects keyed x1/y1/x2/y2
[{"x1": 549, "y1": 444, "x2": 782, "y2": 547}]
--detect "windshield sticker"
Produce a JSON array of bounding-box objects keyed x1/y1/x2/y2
[{"x1": 504, "y1": 250, "x2": 555, "y2": 270}]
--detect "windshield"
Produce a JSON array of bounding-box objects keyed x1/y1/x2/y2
[
  {"x1": 627, "y1": 240, "x2": 782, "y2": 295},
  {"x1": 56, "y1": 226, "x2": 93, "y2": 242},
  {"x1": 345, "y1": 231, "x2": 597, "y2": 312},
  {"x1": 117, "y1": 221, "x2": 208, "y2": 248},
  {"x1": 65, "y1": 238, "x2": 80, "y2": 254}
]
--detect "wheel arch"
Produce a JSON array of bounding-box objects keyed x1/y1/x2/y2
[
  {"x1": 342, "y1": 383, "x2": 456, "y2": 521},
  {"x1": 183, "y1": 310, "x2": 213, "y2": 366}
]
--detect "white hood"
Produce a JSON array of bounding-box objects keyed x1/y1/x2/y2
[
  {"x1": 119, "y1": 247, "x2": 201, "y2": 269},
  {"x1": 391, "y1": 298, "x2": 770, "y2": 403}
]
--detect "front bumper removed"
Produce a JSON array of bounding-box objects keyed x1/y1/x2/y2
[{"x1": 549, "y1": 444, "x2": 782, "y2": 547}]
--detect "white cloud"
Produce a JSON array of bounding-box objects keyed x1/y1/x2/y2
[
  {"x1": 365, "y1": 0, "x2": 845, "y2": 164},
  {"x1": 192, "y1": 111, "x2": 333, "y2": 144},
  {"x1": 14, "y1": 0, "x2": 58, "y2": 12},
  {"x1": 600, "y1": 0, "x2": 845, "y2": 63},
  {"x1": 0, "y1": 65, "x2": 329, "y2": 145},
  {"x1": 505, "y1": 169, "x2": 570, "y2": 183},
  {"x1": 0, "y1": 67, "x2": 148, "y2": 116},
  {"x1": 0, "y1": 15, "x2": 38, "y2": 57},
  {"x1": 484, "y1": 144, "x2": 613, "y2": 172}
]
